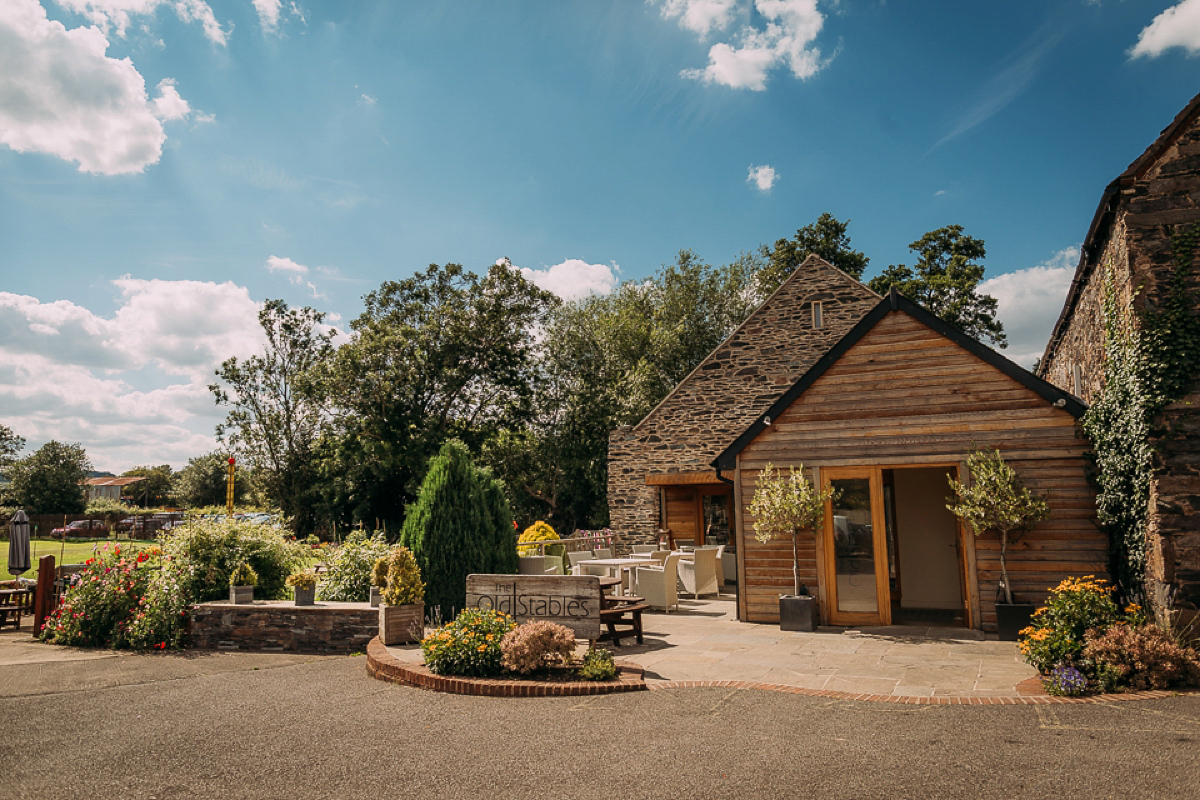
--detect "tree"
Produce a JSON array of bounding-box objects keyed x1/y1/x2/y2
[
  {"x1": 758, "y1": 213, "x2": 870, "y2": 294},
  {"x1": 399, "y1": 440, "x2": 514, "y2": 617},
  {"x1": 8, "y1": 440, "x2": 91, "y2": 513},
  {"x1": 212, "y1": 299, "x2": 335, "y2": 534},
  {"x1": 0, "y1": 423, "x2": 24, "y2": 472},
  {"x1": 867, "y1": 225, "x2": 1006, "y2": 347},
  {"x1": 319, "y1": 262, "x2": 556, "y2": 528},
  {"x1": 172, "y1": 452, "x2": 250, "y2": 509},
  {"x1": 121, "y1": 465, "x2": 173, "y2": 507},
  {"x1": 946, "y1": 448, "x2": 1050, "y2": 605},
  {"x1": 748, "y1": 462, "x2": 834, "y2": 596}
]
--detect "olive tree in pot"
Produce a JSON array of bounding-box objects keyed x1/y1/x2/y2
[
  {"x1": 749, "y1": 462, "x2": 834, "y2": 632},
  {"x1": 377, "y1": 546, "x2": 425, "y2": 645},
  {"x1": 229, "y1": 562, "x2": 258, "y2": 604},
  {"x1": 947, "y1": 447, "x2": 1050, "y2": 640}
]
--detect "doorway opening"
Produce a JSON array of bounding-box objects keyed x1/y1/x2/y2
[{"x1": 823, "y1": 465, "x2": 970, "y2": 628}]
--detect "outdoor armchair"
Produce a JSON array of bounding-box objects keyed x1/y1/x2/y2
[
  {"x1": 636, "y1": 552, "x2": 682, "y2": 612},
  {"x1": 679, "y1": 547, "x2": 721, "y2": 599},
  {"x1": 567, "y1": 551, "x2": 597, "y2": 575}
]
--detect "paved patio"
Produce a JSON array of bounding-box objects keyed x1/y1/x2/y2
[{"x1": 378, "y1": 595, "x2": 1041, "y2": 699}]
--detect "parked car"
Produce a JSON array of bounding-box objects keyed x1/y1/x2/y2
[{"x1": 50, "y1": 519, "x2": 109, "y2": 537}]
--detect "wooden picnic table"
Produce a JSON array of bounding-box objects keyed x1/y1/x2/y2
[{"x1": 0, "y1": 587, "x2": 34, "y2": 630}]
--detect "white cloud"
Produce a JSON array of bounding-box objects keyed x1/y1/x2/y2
[
  {"x1": 56, "y1": 0, "x2": 229, "y2": 46},
  {"x1": 677, "y1": 0, "x2": 826, "y2": 90},
  {"x1": 0, "y1": 0, "x2": 194, "y2": 174},
  {"x1": 980, "y1": 246, "x2": 1079, "y2": 368},
  {"x1": 1130, "y1": 0, "x2": 1200, "y2": 58},
  {"x1": 0, "y1": 279, "x2": 267, "y2": 472},
  {"x1": 659, "y1": 0, "x2": 738, "y2": 37},
  {"x1": 252, "y1": 0, "x2": 304, "y2": 35},
  {"x1": 513, "y1": 259, "x2": 620, "y2": 301},
  {"x1": 747, "y1": 163, "x2": 778, "y2": 191},
  {"x1": 359, "y1": 93, "x2": 377, "y2": 106},
  {"x1": 265, "y1": 255, "x2": 309, "y2": 275}
]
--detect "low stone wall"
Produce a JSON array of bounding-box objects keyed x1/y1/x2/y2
[{"x1": 190, "y1": 601, "x2": 378, "y2": 654}]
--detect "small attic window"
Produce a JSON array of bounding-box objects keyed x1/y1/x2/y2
[
  {"x1": 811, "y1": 301, "x2": 823, "y2": 329},
  {"x1": 1071, "y1": 363, "x2": 1083, "y2": 397}
]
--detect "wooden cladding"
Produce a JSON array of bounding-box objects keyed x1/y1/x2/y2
[{"x1": 735, "y1": 311, "x2": 1107, "y2": 629}]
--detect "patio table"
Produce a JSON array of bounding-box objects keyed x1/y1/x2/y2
[{"x1": 582, "y1": 557, "x2": 658, "y2": 594}]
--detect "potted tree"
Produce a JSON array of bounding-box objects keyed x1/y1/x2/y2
[
  {"x1": 749, "y1": 462, "x2": 834, "y2": 631},
  {"x1": 286, "y1": 571, "x2": 318, "y2": 606},
  {"x1": 378, "y1": 545, "x2": 425, "y2": 646},
  {"x1": 947, "y1": 447, "x2": 1050, "y2": 640},
  {"x1": 229, "y1": 562, "x2": 258, "y2": 604},
  {"x1": 370, "y1": 556, "x2": 387, "y2": 607}
]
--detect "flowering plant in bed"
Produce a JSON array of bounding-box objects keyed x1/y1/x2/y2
[{"x1": 421, "y1": 608, "x2": 516, "y2": 676}]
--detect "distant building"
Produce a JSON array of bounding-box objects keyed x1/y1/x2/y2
[{"x1": 82, "y1": 476, "x2": 145, "y2": 504}]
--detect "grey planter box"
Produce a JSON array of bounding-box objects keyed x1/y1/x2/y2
[
  {"x1": 779, "y1": 594, "x2": 818, "y2": 632},
  {"x1": 369, "y1": 586, "x2": 381, "y2": 608},
  {"x1": 230, "y1": 585, "x2": 254, "y2": 604},
  {"x1": 294, "y1": 585, "x2": 316, "y2": 606}
]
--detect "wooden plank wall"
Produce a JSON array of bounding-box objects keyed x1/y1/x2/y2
[{"x1": 736, "y1": 311, "x2": 1107, "y2": 629}]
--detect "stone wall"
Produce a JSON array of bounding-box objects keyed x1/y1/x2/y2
[
  {"x1": 1040, "y1": 97, "x2": 1200, "y2": 623},
  {"x1": 190, "y1": 601, "x2": 379, "y2": 654},
  {"x1": 607, "y1": 256, "x2": 879, "y2": 546}
]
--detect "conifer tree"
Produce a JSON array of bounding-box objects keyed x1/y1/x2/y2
[{"x1": 480, "y1": 468, "x2": 518, "y2": 574}]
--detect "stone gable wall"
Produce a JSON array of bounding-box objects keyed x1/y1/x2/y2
[
  {"x1": 1041, "y1": 105, "x2": 1200, "y2": 623},
  {"x1": 607, "y1": 258, "x2": 879, "y2": 546}
]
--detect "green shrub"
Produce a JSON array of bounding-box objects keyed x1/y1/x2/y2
[
  {"x1": 1083, "y1": 623, "x2": 1200, "y2": 691},
  {"x1": 230, "y1": 562, "x2": 259, "y2": 587},
  {"x1": 318, "y1": 533, "x2": 390, "y2": 602},
  {"x1": 500, "y1": 620, "x2": 576, "y2": 674},
  {"x1": 401, "y1": 440, "x2": 515, "y2": 617},
  {"x1": 420, "y1": 608, "x2": 516, "y2": 676},
  {"x1": 517, "y1": 520, "x2": 558, "y2": 555},
  {"x1": 1019, "y1": 575, "x2": 1124, "y2": 673},
  {"x1": 160, "y1": 517, "x2": 307, "y2": 602},
  {"x1": 379, "y1": 545, "x2": 424, "y2": 606},
  {"x1": 285, "y1": 571, "x2": 317, "y2": 590},
  {"x1": 40, "y1": 544, "x2": 187, "y2": 650},
  {"x1": 577, "y1": 647, "x2": 618, "y2": 681}
]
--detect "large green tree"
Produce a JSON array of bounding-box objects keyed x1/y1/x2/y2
[
  {"x1": 9, "y1": 440, "x2": 91, "y2": 513},
  {"x1": 0, "y1": 423, "x2": 24, "y2": 472},
  {"x1": 211, "y1": 299, "x2": 335, "y2": 533},
  {"x1": 867, "y1": 225, "x2": 1006, "y2": 347},
  {"x1": 400, "y1": 440, "x2": 515, "y2": 617},
  {"x1": 319, "y1": 261, "x2": 556, "y2": 529},
  {"x1": 758, "y1": 212, "x2": 870, "y2": 293}
]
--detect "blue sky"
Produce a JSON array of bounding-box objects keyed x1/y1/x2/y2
[{"x1": 2, "y1": 0, "x2": 1199, "y2": 473}]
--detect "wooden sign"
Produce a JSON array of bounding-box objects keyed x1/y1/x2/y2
[{"x1": 465, "y1": 574, "x2": 601, "y2": 639}]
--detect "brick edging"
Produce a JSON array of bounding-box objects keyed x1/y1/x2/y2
[
  {"x1": 365, "y1": 637, "x2": 647, "y2": 697},
  {"x1": 644, "y1": 678, "x2": 1193, "y2": 705}
]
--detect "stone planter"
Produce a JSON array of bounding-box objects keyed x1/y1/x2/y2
[
  {"x1": 369, "y1": 586, "x2": 381, "y2": 608},
  {"x1": 294, "y1": 585, "x2": 316, "y2": 606},
  {"x1": 230, "y1": 585, "x2": 254, "y2": 604},
  {"x1": 379, "y1": 601, "x2": 424, "y2": 646}
]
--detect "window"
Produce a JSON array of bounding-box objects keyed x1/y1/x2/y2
[
  {"x1": 811, "y1": 301, "x2": 823, "y2": 329},
  {"x1": 1071, "y1": 363, "x2": 1083, "y2": 397}
]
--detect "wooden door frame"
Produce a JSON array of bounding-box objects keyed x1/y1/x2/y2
[{"x1": 821, "y1": 466, "x2": 891, "y2": 627}]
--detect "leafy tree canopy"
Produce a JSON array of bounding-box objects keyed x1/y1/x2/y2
[
  {"x1": 0, "y1": 424, "x2": 24, "y2": 472},
  {"x1": 8, "y1": 440, "x2": 91, "y2": 513},
  {"x1": 121, "y1": 465, "x2": 174, "y2": 507},
  {"x1": 867, "y1": 225, "x2": 1006, "y2": 347},
  {"x1": 759, "y1": 212, "x2": 870, "y2": 292},
  {"x1": 172, "y1": 452, "x2": 250, "y2": 509}
]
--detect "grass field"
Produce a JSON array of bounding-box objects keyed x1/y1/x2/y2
[{"x1": 3, "y1": 537, "x2": 153, "y2": 582}]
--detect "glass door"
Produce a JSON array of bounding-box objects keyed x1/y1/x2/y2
[{"x1": 823, "y1": 467, "x2": 890, "y2": 626}]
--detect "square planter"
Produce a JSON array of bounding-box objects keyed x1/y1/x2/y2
[
  {"x1": 369, "y1": 586, "x2": 381, "y2": 608},
  {"x1": 379, "y1": 601, "x2": 424, "y2": 645},
  {"x1": 995, "y1": 602, "x2": 1036, "y2": 641},
  {"x1": 779, "y1": 594, "x2": 818, "y2": 632},
  {"x1": 294, "y1": 585, "x2": 316, "y2": 606},
  {"x1": 230, "y1": 585, "x2": 254, "y2": 604}
]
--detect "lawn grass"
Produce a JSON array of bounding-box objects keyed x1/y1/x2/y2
[{"x1": 3, "y1": 537, "x2": 153, "y2": 582}]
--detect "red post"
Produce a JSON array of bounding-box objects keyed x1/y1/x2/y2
[{"x1": 34, "y1": 554, "x2": 56, "y2": 636}]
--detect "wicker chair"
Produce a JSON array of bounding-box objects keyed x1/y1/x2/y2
[
  {"x1": 636, "y1": 553, "x2": 682, "y2": 612},
  {"x1": 678, "y1": 547, "x2": 721, "y2": 599}
]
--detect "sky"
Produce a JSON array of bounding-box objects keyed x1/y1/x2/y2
[{"x1": 1, "y1": 0, "x2": 1199, "y2": 475}]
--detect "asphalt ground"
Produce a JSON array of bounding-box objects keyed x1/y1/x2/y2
[{"x1": 3, "y1": 649, "x2": 1199, "y2": 799}]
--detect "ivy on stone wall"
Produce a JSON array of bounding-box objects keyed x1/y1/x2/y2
[{"x1": 1082, "y1": 224, "x2": 1200, "y2": 602}]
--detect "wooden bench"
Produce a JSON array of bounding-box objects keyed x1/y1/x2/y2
[
  {"x1": 598, "y1": 601, "x2": 648, "y2": 647},
  {"x1": 0, "y1": 587, "x2": 34, "y2": 630}
]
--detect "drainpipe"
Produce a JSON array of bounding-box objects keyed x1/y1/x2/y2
[{"x1": 715, "y1": 466, "x2": 740, "y2": 621}]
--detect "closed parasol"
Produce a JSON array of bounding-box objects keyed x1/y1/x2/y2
[{"x1": 7, "y1": 509, "x2": 31, "y2": 579}]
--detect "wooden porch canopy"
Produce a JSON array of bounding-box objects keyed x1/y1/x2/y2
[{"x1": 645, "y1": 470, "x2": 726, "y2": 485}]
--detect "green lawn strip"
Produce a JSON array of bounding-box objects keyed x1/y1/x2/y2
[{"x1": 3, "y1": 538, "x2": 153, "y2": 582}]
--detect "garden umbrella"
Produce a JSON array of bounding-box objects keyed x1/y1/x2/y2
[{"x1": 7, "y1": 510, "x2": 31, "y2": 579}]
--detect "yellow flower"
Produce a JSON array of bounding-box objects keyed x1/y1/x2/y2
[{"x1": 477, "y1": 644, "x2": 487, "y2": 652}]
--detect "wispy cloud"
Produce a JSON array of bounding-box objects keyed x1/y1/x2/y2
[
  {"x1": 1130, "y1": 0, "x2": 1200, "y2": 58},
  {"x1": 930, "y1": 21, "x2": 1064, "y2": 152},
  {"x1": 57, "y1": 0, "x2": 230, "y2": 46}
]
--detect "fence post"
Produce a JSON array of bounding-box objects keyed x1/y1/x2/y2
[{"x1": 34, "y1": 554, "x2": 56, "y2": 636}]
